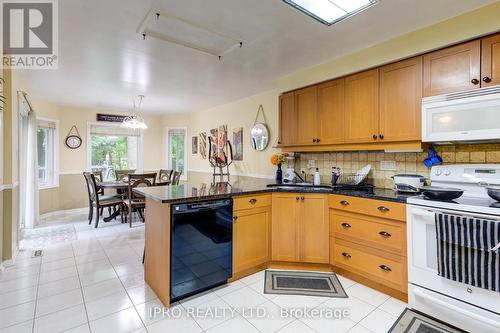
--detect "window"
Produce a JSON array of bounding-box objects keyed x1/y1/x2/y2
[
  {"x1": 283, "y1": 0, "x2": 377, "y2": 26},
  {"x1": 37, "y1": 118, "x2": 59, "y2": 188},
  {"x1": 167, "y1": 127, "x2": 187, "y2": 179},
  {"x1": 87, "y1": 123, "x2": 143, "y2": 180}
]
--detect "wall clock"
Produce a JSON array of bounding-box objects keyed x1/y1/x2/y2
[{"x1": 65, "y1": 125, "x2": 82, "y2": 149}]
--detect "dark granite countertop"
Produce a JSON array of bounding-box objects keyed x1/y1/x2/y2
[{"x1": 134, "y1": 172, "x2": 416, "y2": 205}]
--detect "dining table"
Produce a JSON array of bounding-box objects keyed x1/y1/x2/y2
[{"x1": 96, "y1": 179, "x2": 171, "y2": 222}]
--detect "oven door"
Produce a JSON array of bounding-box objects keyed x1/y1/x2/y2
[{"x1": 407, "y1": 205, "x2": 500, "y2": 331}]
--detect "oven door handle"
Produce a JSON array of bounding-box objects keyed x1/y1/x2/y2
[
  {"x1": 414, "y1": 288, "x2": 500, "y2": 329},
  {"x1": 410, "y1": 208, "x2": 435, "y2": 219}
]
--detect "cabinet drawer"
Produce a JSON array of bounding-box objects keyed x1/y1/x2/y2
[
  {"x1": 333, "y1": 241, "x2": 404, "y2": 290},
  {"x1": 234, "y1": 194, "x2": 271, "y2": 211},
  {"x1": 331, "y1": 213, "x2": 404, "y2": 255},
  {"x1": 329, "y1": 195, "x2": 406, "y2": 221}
]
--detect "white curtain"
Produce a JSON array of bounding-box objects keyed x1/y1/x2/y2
[{"x1": 19, "y1": 92, "x2": 39, "y2": 229}]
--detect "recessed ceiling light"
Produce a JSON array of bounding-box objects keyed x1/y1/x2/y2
[{"x1": 283, "y1": 0, "x2": 377, "y2": 26}]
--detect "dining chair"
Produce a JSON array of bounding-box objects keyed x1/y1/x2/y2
[
  {"x1": 115, "y1": 169, "x2": 136, "y2": 181},
  {"x1": 124, "y1": 173, "x2": 156, "y2": 228},
  {"x1": 158, "y1": 169, "x2": 173, "y2": 185},
  {"x1": 83, "y1": 172, "x2": 123, "y2": 228},
  {"x1": 171, "y1": 171, "x2": 182, "y2": 185},
  {"x1": 92, "y1": 170, "x2": 105, "y2": 195}
]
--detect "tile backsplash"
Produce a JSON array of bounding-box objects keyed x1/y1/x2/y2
[{"x1": 294, "y1": 143, "x2": 500, "y2": 189}]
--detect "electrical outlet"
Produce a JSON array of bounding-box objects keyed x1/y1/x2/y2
[
  {"x1": 307, "y1": 160, "x2": 316, "y2": 169},
  {"x1": 380, "y1": 160, "x2": 396, "y2": 171}
]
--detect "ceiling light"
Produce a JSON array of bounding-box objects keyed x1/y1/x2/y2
[
  {"x1": 122, "y1": 95, "x2": 148, "y2": 130},
  {"x1": 283, "y1": 0, "x2": 377, "y2": 26}
]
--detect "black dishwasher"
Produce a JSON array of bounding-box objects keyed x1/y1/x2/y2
[{"x1": 170, "y1": 199, "x2": 233, "y2": 302}]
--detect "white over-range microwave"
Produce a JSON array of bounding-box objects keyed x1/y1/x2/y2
[{"x1": 422, "y1": 85, "x2": 500, "y2": 143}]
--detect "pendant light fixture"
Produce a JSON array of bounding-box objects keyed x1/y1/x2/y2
[{"x1": 122, "y1": 95, "x2": 147, "y2": 130}]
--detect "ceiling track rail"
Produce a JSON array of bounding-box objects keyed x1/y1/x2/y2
[{"x1": 136, "y1": 8, "x2": 244, "y2": 58}]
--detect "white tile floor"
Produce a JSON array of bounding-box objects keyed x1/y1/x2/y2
[{"x1": 0, "y1": 214, "x2": 408, "y2": 333}]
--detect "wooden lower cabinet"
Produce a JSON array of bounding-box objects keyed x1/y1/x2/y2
[
  {"x1": 233, "y1": 205, "x2": 271, "y2": 274},
  {"x1": 272, "y1": 193, "x2": 329, "y2": 264}
]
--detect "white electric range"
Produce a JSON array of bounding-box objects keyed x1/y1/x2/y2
[{"x1": 407, "y1": 164, "x2": 500, "y2": 333}]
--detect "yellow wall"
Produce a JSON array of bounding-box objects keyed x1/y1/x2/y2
[
  {"x1": 184, "y1": 89, "x2": 280, "y2": 178},
  {"x1": 30, "y1": 100, "x2": 165, "y2": 214}
]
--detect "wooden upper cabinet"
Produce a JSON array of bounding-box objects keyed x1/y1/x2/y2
[
  {"x1": 423, "y1": 40, "x2": 481, "y2": 96},
  {"x1": 318, "y1": 79, "x2": 345, "y2": 145},
  {"x1": 344, "y1": 69, "x2": 380, "y2": 143},
  {"x1": 481, "y1": 33, "x2": 500, "y2": 87},
  {"x1": 379, "y1": 57, "x2": 423, "y2": 142},
  {"x1": 295, "y1": 86, "x2": 319, "y2": 145},
  {"x1": 278, "y1": 92, "x2": 296, "y2": 146}
]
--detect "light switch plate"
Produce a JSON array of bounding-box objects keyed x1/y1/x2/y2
[{"x1": 380, "y1": 160, "x2": 396, "y2": 171}]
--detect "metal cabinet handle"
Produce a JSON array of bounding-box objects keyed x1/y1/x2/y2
[
  {"x1": 249, "y1": 198, "x2": 257, "y2": 204},
  {"x1": 340, "y1": 200, "x2": 350, "y2": 206},
  {"x1": 372, "y1": 134, "x2": 378, "y2": 140},
  {"x1": 233, "y1": 216, "x2": 238, "y2": 222},
  {"x1": 300, "y1": 197, "x2": 305, "y2": 201},
  {"x1": 341, "y1": 223, "x2": 351, "y2": 229},
  {"x1": 483, "y1": 76, "x2": 492, "y2": 83},
  {"x1": 296, "y1": 197, "x2": 300, "y2": 201},
  {"x1": 471, "y1": 78, "x2": 479, "y2": 85},
  {"x1": 378, "y1": 134, "x2": 384, "y2": 140},
  {"x1": 379, "y1": 231, "x2": 391, "y2": 238},
  {"x1": 312, "y1": 139, "x2": 317, "y2": 143},
  {"x1": 316, "y1": 138, "x2": 320, "y2": 143},
  {"x1": 379, "y1": 265, "x2": 392, "y2": 272},
  {"x1": 377, "y1": 206, "x2": 390, "y2": 212},
  {"x1": 342, "y1": 252, "x2": 351, "y2": 258}
]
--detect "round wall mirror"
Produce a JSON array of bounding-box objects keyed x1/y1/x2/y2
[{"x1": 250, "y1": 123, "x2": 269, "y2": 151}]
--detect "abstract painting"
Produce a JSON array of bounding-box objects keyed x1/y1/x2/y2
[
  {"x1": 209, "y1": 128, "x2": 218, "y2": 159},
  {"x1": 192, "y1": 136, "x2": 198, "y2": 154},
  {"x1": 199, "y1": 132, "x2": 207, "y2": 159},
  {"x1": 233, "y1": 127, "x2": 243, "y2": 160}
]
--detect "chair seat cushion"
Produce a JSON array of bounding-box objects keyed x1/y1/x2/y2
[
  {"x1": 94, "y1": 197, "x2": 122, "y2": 207},
  {"x1": 124, "y1": 199, "x2": 145, "y2": 208}
]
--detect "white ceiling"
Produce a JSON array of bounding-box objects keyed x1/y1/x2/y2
[{"x1": 18, "y1": 0, "x2": 497, "y2": 114}]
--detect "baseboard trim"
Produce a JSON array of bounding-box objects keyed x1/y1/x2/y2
[{"x1": 39, "y1": 207, "x2": 88, "y2": 220}]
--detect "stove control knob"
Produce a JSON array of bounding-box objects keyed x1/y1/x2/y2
[
  {"x1": 444, "y1": 169, "x2": 451, "y2": 176},
  {"x1": 435, "y1": 170, "x2": 442, "y2": 176}
]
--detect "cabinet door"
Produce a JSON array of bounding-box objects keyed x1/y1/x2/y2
[
  {"x1": 233, "y1": 207, "x2": 271, "y2": 274},
  {"x1": 379, "y1": 57, "x2": 422, "y2": 142},
  {"x1": 299, "y1": 194, "x2": 329, "y2": 264},
  {"x1": 481, "y1": 33, "x2": 500, "y2": 87},
  {"x1": 423, "y1": 40, "x2": 481, "y2": 96},
  {"x1": 295, "y1": 86, "x2": 319, "y2": 145},
  {"x1": 278, "y1": 92, "x2": 297, "y2": 146},
  {"x1": 272, "y1": 193, "x2": 299, "y2": 262},
  {"x1": 318, "y1": 79, "x2": 345, "y2": 144},
  {"x1": 344, "y1": 69, "x2": 380, "y2": 143}
]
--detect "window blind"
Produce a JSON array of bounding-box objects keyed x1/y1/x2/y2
[
  {"x1": 37, "y1": 119, "x2": 57, "y2": 129},
  {"x1": 90, "y1": 124, "x2": 140, "y2": 137}
]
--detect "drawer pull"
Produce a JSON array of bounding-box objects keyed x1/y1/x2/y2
[
  {"x1": 342, "y1": 252, "x2": 352, "y2": 258},
  {"x1": 296, "y1": 197, "x2": 300, "y2": 201},
  {"x1": 340, "y1": 200, "x2": 350, "y2": 206},
  {"x1": 341, "y1": 223, "x2": 351, "y2": 229},
  {"x1": 379, "y1": 231, "x2": 391, "y2": 238},
  {"x1": 249, "y1": 198, "x2": 257, "y2": 204},
  {"x1": 233, "y1": 216, "x2": 238, "y2": 222},
  {"x1": 301, "y1": 197, "x2": 305, "y2": 201},
  {"x1": 377, "y1": 206, "x2": 390, "y2": 212},
  {"x1": 379, "y1": 265, "x2": 392, "y2": 272}
]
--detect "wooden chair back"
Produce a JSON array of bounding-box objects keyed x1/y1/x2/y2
[
  {"x1": 83, "y1": 172, "x2": 100, "y2": 204},
  {"x1": 171, "y1": 171, "x2": 182, "y2": 185},
  {"x1": 158, "y1": 169, "x2": 173, "y2": 182},
  {"x1": 127, "y1": 173, "x2": 157, "y2": 204},
  {"x1": 92, "y1": 170, "x2": 104, "y2": 194},
  {"x1": 115, "y1": 169, "x2": 136, "y2": 181}
]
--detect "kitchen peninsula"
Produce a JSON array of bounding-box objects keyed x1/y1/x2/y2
[{"x1": 135, "y1": 172, "x2": 413, "y2": 306}]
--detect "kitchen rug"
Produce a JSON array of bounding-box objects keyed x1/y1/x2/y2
[
  {"x1": 264, "y1": 270, "x2": 348, "y2": 298},
  {"x1": 388, "y1": 308, "x2": 465, "y2": 333}
]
